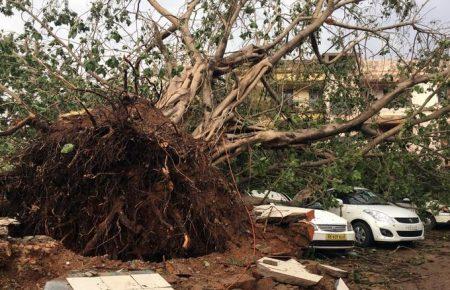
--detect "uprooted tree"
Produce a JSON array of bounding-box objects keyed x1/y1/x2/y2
[{"x1": 0, "y1": 0, "x2": 449, "y2": 259}]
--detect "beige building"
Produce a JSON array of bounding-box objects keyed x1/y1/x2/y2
[{"x1": 270, "y1": 56, "x2": 447, "y2": 131}]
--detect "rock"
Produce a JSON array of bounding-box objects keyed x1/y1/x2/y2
[
  {"x1": 222, "y1": 273, "x2": 256, "y2": 290},
  {"x1": 256, "y1": 277, "x2": 276, "y2": 290},
  {"x1": 317, "y1": 264, "x2": 348, "y2": 278},
  {"x1": 274, "y1": 284, "x2": 300, "y2": 290}
]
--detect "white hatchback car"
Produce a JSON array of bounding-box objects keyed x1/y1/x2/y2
[
  {"x1": 327, "y1": 188, "x2": 424, "y2": 247},
  {"x1": 395, "y1": 198, "x2": 450, "y2": 229},
  {"x1": 254, "y1": 204, "x2": 355, "y2": 250},
  {"x1": 309, "y1": 209, "x2": 355, "y2": 250}
]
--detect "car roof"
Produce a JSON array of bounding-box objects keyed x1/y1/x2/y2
[{"x1": 327, "y1": 187, "x2": 369, "y2": 191}]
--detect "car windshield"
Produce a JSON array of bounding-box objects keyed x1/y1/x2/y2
[{"x1": 347, "y1": 189, "x2": 389, "y2": 205}]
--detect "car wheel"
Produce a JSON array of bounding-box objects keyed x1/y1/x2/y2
[
  {"x1": 423, "y1": 213, "x2": 437, "y2": 230},
  {"x1": 353, "y1": 221, "x2": 374, "y2": 247}
]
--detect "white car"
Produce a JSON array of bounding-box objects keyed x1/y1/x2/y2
[
  {"x1": 327, "y1": 187, "x2": 424, "y2": 247},
  {"x1": 254, "y1": 204, "x2": 355, "y2": 250},
  {"x1": 395, "y1": 198, "x2": 450, "y2": 229},
  {"x1": 425, "y1": 201, "x2": 450, "y2": 227},
  {"x1": 309, "y1": 209, "x2": 355, "y2": 250},
  {"x1": 249, "y1": 189, "x2": 292, "y2": 203}
]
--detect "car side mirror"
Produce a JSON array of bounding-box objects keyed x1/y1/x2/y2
[
  {"x1": 335, "y1": 198, "x2": 344, "y2": 206},
  {"x1": 402, "y1": 198, "x2": 411, "y2": 203}
]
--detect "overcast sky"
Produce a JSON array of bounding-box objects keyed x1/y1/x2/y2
[
  {"x1": 0, "y1": 0, "x2": 448, "y2": 61},
  {"x1": 0, "y1": 0, "x2": 448, "y2": 33}
]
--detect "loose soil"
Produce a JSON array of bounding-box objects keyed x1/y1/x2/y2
[
  {"x1": 1, "y1": 223, "x2": 448, "y2": 289},
  {"x1": 0, "y1": 100, "x2": 246, "y2": 261}
]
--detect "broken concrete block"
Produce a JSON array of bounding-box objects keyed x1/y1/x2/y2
[
  {"x1": 48, "y1": 271, "x2": 174, "y2": 290},
  {"x1": 0, "y1": 218, "x2": 19, "y2": 227},
  {"x1": 0, "y1": 217, "x2": 19, "y2": 238},
  {"x1": 261, "y1": 259, "x2": 279, "y2": 266},
  {"x1": 317, "y1": 264, "x2": 348, "y2": 278},
  {"x1": 335, "y1": 278, "x2": 349, "y2": 290},
  {"x1": 256, "y1": 257, "x2": 322, "y2": 287},
  {"x1": 253, "y1": 205, "x2": 315, "y2": 224}
]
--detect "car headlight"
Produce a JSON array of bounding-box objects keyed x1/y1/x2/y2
[
  {"x1": 311, "y1": 223, "x2": 319, "y2": 230},
  {"x1": 347, "y1": 221, "x2": 353, "y2": 231},
  {"x1": 363, "y1": 209, "x2": 394, "y2": 224}
]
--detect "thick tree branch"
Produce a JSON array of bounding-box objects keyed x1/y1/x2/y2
[
  {"x1": 214, "y1": 0, "x2": 248, "y2": 62},
  {"x1": 361, "y1": 104, "x2": 450, "y2": 155},
  {"x1": 0, "y1": 115, "x2": 35, "y2": 137},
  {"x1": 211, "y1": 68, "x2": 448, "y2": 162}
]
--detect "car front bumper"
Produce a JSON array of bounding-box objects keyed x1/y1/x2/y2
[
  {"x1": 310, "y1": 231, "x2": 355, "y2": 249},
  {"x1": 372, "y1": 221, "x2": 424, "y2": 242},
  {"x1": 435, "y1": 213, "x2": 450, "y2": 224}
]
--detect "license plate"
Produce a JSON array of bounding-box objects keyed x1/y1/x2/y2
[
  {"x1": 405, "y1": 225, "x2": 420, "y2": 231},
  {"x1": 326, "y1": 234, "x2": 346, "y2": 240}
]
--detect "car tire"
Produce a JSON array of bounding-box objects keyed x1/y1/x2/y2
[
  {"x1": 353, "y1": 221, "x2": 374, "y2": 247},
  {"x1": 423, "y1": 213, "x2": 437, "y2": 230}
]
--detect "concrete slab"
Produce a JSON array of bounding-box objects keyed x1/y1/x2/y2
[
  {"x1": 100, "y1": 275, "x2": 142, "y2": 290},
  {"x1": 131, "y1": 273, "x2": 173, "y2": 289},
  {"x1": 256, "y1": 257, "x2": 322, "y2": 286},
  {"x1": 66, "y1": 277, "x2": 108, "y2": 290}
]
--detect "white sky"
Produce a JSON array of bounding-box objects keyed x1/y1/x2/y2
[
  {"x1": 0, "y1": 0, "x2": 448, "y2": 59},
  {"x1": 0, "y1": 0, "x2": 448, "y2": 34}
]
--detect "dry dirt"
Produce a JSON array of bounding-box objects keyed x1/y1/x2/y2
[{"x1": 1, "y1": 223, "x2": 449, "y2": 290}]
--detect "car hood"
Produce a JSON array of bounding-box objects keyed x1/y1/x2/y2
[
  {"x1": 360, "y1": 204, "x2": 419, "y2": 218},
  {"x1": 311, "y1": 209, "x2": 347, "y2": 225}
]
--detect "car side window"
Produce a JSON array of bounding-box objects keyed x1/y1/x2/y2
[
  {"x1": 341, "y1": 196, "x2": 350, "y2": 204},
  {"x1": 332, "y1": 190, "x2": 350, "y2": 204}
]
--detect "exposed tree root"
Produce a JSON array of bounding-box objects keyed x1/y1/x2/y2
[{"x1": 0, "y1": 100, "x2": 246, "y2": 261}]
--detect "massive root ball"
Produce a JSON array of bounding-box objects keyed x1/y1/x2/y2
[{"x1": 0, "y1": 101, "x2": 246, "y2": 260}]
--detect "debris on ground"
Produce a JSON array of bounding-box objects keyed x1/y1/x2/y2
[
  {"x1": 0, "y1": 217, "x2": 19, "y2": 237},
  {"x1": 256, "y1": 257, "x2": 323, "y2": 286},
  {"x1": 335, "y1": 278, "x2": 349, "y2": 290},
  {"x1": 317, "y1": 264, "x2": 348, "y2": 278},
  {"x1": 2, "y1": 226, "x2": 450, "y2": 289},
  {"x1": 44, "y1": 271, "x2": 173, "y2": 290}
]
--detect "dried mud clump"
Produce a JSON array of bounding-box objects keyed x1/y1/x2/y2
[{"x1": 0, "y1": 100, "x2": 246, "y2": 261}]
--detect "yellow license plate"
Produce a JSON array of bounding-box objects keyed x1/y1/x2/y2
[{"x1": 326, "y1": 234, "x2": 346, "y2": 240}]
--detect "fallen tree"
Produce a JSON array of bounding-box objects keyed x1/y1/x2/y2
[{"x1": 0, "y1": 0, "x2": 449, "y2": 258}]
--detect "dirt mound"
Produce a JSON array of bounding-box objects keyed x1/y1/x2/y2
[{"x1": 0, "y1": 100, "x2": 246, "y2": 261}]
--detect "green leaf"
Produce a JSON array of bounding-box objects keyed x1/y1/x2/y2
[
  {"x1": 106, "y1": 56, "x2": 119, "y2": 68},
  {"x1": 61, "y1": 143, "x2": 75, "y2": 154},
  {"x1": 110, "y1": 31, "x2": 122, "y2": 43}
]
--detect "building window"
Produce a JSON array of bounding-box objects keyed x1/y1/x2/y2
[{"x1": 309, "y1": 86, "x2": 324, "y2": 111}]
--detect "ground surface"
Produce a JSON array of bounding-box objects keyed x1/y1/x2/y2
[
  {"x1": 330, "y1": 224, "x2": 450, "y2": 290},
  {"x1": 1, "y1": 224, "x2": 449, "y2": 289}
]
